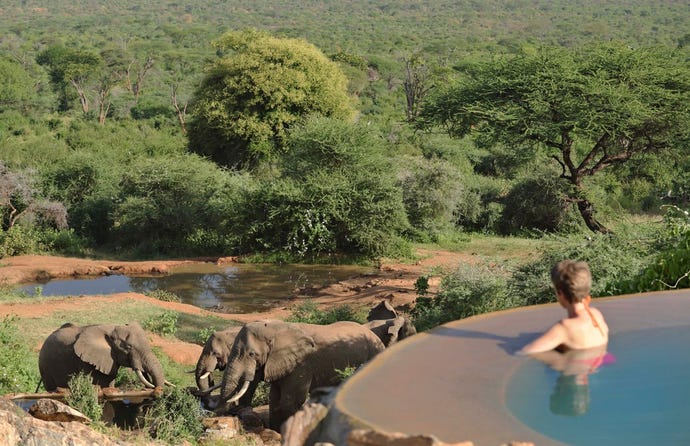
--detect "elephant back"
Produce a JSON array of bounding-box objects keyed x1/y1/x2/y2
[{"x1": 298, "y1": 321, "x2": 384, "y2": 387}]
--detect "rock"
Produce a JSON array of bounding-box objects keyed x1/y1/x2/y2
[
  {"x1": 28, "y1": 399, "x2": 91, "y2": 423},
  {"x1": 238, "y1": 406, "x2": 266, "y2": 433},
  {"x1": 199, "y1": 416, "x2": 243, "y2": 442},
  {"x1": 259, "y1": 428, "x2": 282, "y2": 445},
  {"x1": 347, "y1": 429, "x2": 474, "y2": 446},
  {"x1": 0, "y1": 399, "x2": 126, "y2": 446}
]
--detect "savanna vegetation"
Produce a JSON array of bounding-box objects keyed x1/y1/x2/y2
[{"x1": 2, "y1": 1, "x2": 690, "y2": 443}]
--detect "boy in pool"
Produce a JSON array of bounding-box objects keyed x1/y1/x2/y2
[{"x1": 519, "y1": 260, "x2": 609, "y2": 354}]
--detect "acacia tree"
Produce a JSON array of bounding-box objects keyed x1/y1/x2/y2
[
  {"x1": 188, "y1": 29, "x2": 355, "y2": 169},
  {"x1": 37, "y1": 46, "x2": 101, "y2": 113},
  {"x1": 419, "y1": 43, "x2": 690, "y2": 232}
]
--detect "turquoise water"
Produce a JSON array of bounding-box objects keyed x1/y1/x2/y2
[
  {"x1": 17, "y1": 263, "x2": 372, "y2": 313},
  {"x1": 506, "y1": 326, "x2": 690, "y2": 445}
]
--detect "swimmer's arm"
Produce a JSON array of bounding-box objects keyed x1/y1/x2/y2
[{"x1": 517, "y1": 322, "x2": 568, "y2": 355}]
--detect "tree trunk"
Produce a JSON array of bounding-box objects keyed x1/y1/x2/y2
[{"x1": 576, "y1": 198, "x2": 610, "y2": 233}]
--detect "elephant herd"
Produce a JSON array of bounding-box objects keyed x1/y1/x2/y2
[{"x1": 37, "y1": 300, "x2": 416, "y2": 432}]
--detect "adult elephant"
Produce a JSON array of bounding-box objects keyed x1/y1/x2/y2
[
  {"x1": 364, "y1": 300, "x2": 417, "y2": 347},
  {"x1": 39, "y1": 322, "x2": 167, "y2": 391},
  {"x1": 217, "y1": 320, "x2": 385, "y2": 431},
  {"x1": 195, "y1": 326, "x2": 259, "y2": 408}
]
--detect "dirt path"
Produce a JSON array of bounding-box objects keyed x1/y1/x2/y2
[{"x1": 0, "y1": 250, "x2": 471, "y2": 365}]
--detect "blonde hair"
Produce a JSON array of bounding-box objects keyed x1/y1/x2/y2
[{"x1": 551, "y1": 260, "x2": 591, "y2": 303}]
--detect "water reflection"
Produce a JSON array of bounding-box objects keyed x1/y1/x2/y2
[
  {"x1": 528, "y1": 346, "x2": 616, "y2": 416},
  {"x1": 18, "y1": 262, "x2": 373, "y2": 313}
]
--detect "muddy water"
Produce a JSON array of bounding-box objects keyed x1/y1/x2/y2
[{"x1": 18, "y1": 262, "x2": 374, "y2": 313}]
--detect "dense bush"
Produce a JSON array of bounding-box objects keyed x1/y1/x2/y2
[
  {"x1": 615, "y1": 206, "x2": 690, "y2": 294},
  {"x1": 66, "y1": 372, "x2": 103, "y2": 422},
  {"x1": 222, "y1": 118, "x2": 412, "y2": 259},
  {"x1": 0, "y1": 316, "x2": 40, "y2": 394},
  {"x1": 142, "y1": 387, "x2": 205, "y2": 444},
  {"x1": 411, "y1": 264, "x2": 515, "y2": 331},
  {"x1": 498, "y1": 171, "x2": 581, "y2": 234},
  {"x1": 397, "y1": 157, "x2": 464, "y2": 239},
  {"x1": 111, "y1": 155, "x2": 227, "y2": 255},
  {"x1": 286, "y1": 301, "x2": 366, "y2": 324}
]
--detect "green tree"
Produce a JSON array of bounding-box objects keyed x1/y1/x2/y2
[
  {"x1": 419, "y1": 43, "x2": 690, "y2": 233},
  {"x1": 37, "y1": 45, "x2": 101, "y2": 113},
  {"x1": 188, "y1": 28, "x2": 355, "y2": 169},
  {"x1": 0, "y1": 56, "x2": 35, "y2": 111}
]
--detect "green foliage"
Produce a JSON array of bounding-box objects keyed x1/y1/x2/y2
[
  {"x1": 334, "y1": 366, "x2": 357, "y2": 380},
  {"x1": 412, "y1": 264, "x2": 515, "y2": 332},
  {"x1": 145, "y1": 289, "x2": 181, "y2": 303},
  {"x1": 66, "y1": 372, "x2": 103, "y2": 422},
  {"x1": 0, "y1": 56, "x2": 35, "y2": 111},
  {"x1": 0, "y1": 316, "x2": 40, "y2": 394},
  {"x1": 142, "y1": 387, "x2": 205, "y2": 444},
  {"x1": 0, "y1": 225, "x2": 46, "y2": 257},
  {"x1": 397, "y1": 157, "x2": 464, "y2": 239},
  {"x1": 498, "y1": 170, "x2": 582, "y2": 234},
  {"x1": 143, "y1": 310, "x2": 178, "y2": 336},
  {"x1": 420, "y1": 43, "x2": 690, "y2": 232},
  {"x1": 223, "y1": 118, "x2": 411, "y2": 259},
  {"x1": 414, "y1": 275, "x2": 430, "y2": 296},
  {"x1": 111, "y1": 154, "x2": 227, "y2": 255},
  {"x1": 188, "y1": 28, "x2": 355, "y2": 169},
  {"x1": 615, "y1": 206, "x2": 690, "y2": 293},
  {"x1": 196, "y1": 326, "x2": 217, "y2": 345},
  {"x1": 286, "y1": 301, "x2": 366, "y2": 324}
]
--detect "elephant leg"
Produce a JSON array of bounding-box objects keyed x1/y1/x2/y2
[{"x1": 268, "y1": 375, "x2": 311, "y2": 432}]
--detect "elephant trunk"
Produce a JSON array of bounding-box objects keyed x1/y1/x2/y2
[
  {"x1": 133, "y1": 351, "x2": 166, "y2": 389},
  {"x1": 195, "y1": 355, "x2": 218, "y2": 392},
  {"x1": 219, "y1": 357, "x2": 256, "y2": 407}
]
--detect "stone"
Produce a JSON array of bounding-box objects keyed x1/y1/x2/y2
[
  {"x1": 0, "y1": 399, "x2": 126, "y2": 446},
  {"x1": 28, "y1": 399, "x2": 91, "y2": 423},
  {"x1": 238, "y1": 406, "x2": 266, "y2": 433},
  {"x1": 200, "y1": 415, "x2": 243, "y2": 440},
  {"x1": 347, "y1": 429, "x2": 474, "y2": 446}
]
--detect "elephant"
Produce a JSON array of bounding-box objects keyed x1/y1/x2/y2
[
  {"x1": 364, "y1": 300, "x2": 417, "y2": 347},
  {"x1": 38, "y1": 322, "x2": 167, "y2": 392},
  {"x1": 195, "y1": 326, "x2": 260, "y2": 408},
  {"x1": 217, "y1": 319, "x2": 385, "y2": 431}
]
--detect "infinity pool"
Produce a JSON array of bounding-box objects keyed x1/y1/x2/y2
[{"x1": 322, "y1": 291, "x2": 690, "y2": 445}]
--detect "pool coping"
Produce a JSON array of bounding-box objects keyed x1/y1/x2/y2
[{"x1": 329, "y1": 290, "x2": 690, "y2": 445}]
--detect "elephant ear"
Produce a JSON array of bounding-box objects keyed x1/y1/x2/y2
[
  {"x1": 264, "y1": 325, "x2": 316, "y2": 382},
  {"x1": 367, "y1": 300, "x2": 397, "y2": 321},
  {"x1": 74, "y1": 326, "x2": 118, "y2": 375},
  {"x1": 387, "y1": 317, "x2": 406, "y2": 343}
]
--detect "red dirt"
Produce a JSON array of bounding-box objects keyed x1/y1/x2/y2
[{"x1": 0, "y1": 250, "x2": 470, "y2": 365}]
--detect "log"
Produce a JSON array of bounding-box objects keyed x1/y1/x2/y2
[{"x1": 3, "y1": 387, "x2": 163, "y2": 403}]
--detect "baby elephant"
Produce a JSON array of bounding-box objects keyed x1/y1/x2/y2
[
  {"x1": 363, "y1": 300, "x2": 417, "y2": 347},
  {"x1": 39, "y1": 322, "x2": 167, "y2": 391}
]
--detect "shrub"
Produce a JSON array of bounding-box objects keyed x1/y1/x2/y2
[
  {"x1": 396, "y1": 157, "x2": 464, "y2": 238},
  {"x1": 286, "y1": 301, "x2": 366, "y2": 324},
  {"x1": 145, "y1": 289, "x2": 181, "y2": 303},
  {"x1": 0, "y1": 316, "x2": 40, "y2": 393},
  {"x1": 142, "y1": 387, "x2": 205, "y2": 443},
  {"x1": 411, "y1": 264, "x2": 515, "y2": 332},
  {"x1": 143, "y1": 311, "x2": 178, "y2": 336},
  {"x1": 498, "y1": 172, "x2": 580, "y2": 234},
  {"x1": 66, "y1": 372, "x2": 103, "y2": 422}
]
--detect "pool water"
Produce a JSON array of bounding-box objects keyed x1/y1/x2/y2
[
  {"x1": 17, "y1": 262, "x2": 373, "y2": 313},
  {"x1": 506, "y1": 325, "x2": 690, "y2": 445}
]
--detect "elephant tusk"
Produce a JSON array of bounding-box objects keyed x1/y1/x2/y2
[
  {"x1": 199, "y1": 383, "x2": 221, "y2": 395},
  {"x1": 136, "y1": 369, "x2": 156, "y2": 388},
  {"x1": 199, "y1": 371, "x2": 211, "y2": 381},
  {"x1": 165, "y1": 380, "x2": 176, "y2": 388},
  {"x1": 227, "y1": 380, "x2": 251, "y2": 404}
]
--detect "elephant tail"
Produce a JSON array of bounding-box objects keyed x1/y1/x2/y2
[{"x1": 35, "y1": 377, "x2": 44, "y2": 393}]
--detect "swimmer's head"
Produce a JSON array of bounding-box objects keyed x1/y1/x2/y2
[{"x1": 551, "y1": 260, "x2": 591, "y2": 304}]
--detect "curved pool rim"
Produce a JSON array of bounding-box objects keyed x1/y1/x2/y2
[{"x1": 330, "y1": 290, "x2": 690, "y2": 445}]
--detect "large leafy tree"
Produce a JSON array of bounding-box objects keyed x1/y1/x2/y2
[
  {"x1": 187, "y1": 29, "x2": 355, "y2": 170},
  {"x1": 419, "y1": 43, "x2": 690, "y2": 232},
  {"x1": 37, "y1": 45, "x2": 101, "y2": 113}
]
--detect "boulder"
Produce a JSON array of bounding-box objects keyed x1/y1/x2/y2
[{"x1": 29, "y1": 399, "x2": 91, "y2": 423}]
